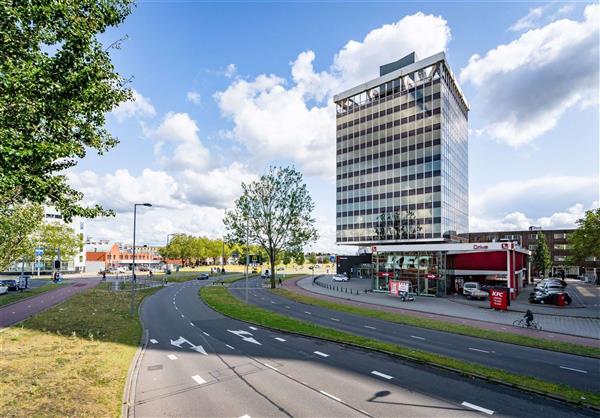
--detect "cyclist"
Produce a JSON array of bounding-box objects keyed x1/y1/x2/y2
[{"x1": 524, "y1": 309, "x2": 534, "y2": 327}]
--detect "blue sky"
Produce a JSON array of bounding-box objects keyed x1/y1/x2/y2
[{"x1": 70, "y1": 1, "x2": 600, "y2": 251}]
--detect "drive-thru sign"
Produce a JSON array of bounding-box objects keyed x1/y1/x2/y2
[{"x1": 490, "y1": 288, "x2": 509, "y2": 310}]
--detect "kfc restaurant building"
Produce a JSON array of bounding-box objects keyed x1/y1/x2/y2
[{"x1": 371, "y1": 242, "x2": 530, "y2": 299}]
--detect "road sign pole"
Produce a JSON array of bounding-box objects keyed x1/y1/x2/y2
[{"x1": 245, "y1": 217, "x2": 249, "y2": 304}]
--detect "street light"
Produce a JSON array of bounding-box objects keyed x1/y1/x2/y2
[{"x1": 130, "y1": 202, "x2": 152, "y2": 316}]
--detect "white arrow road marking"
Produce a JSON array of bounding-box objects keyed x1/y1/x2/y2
[
  {"x1": 274, "y1": 337, "x2": 286, "y2": 342},
  {"x1": 168, "y1": 354, "x2": 177, "y2": 360},
  {"x1": 228, "y1": 329, "x2": 262, "y2": 345},
  {"x1": 192, "y1": 375, "x2": 206, "y2": 385},
  {"x1": 149, "y1": 339, "x2": 158, "y2": 344},
  {"x1": 202, "y1": 331, "x2": 210, "y2": 336},
  {"x1": 314, "y1": 351, "x2": 329, "y2": 358},
  {"x1": 170, "y1": 336, "x2": 208, "y2": 355},
  {"x1": 560, "y1": 366, "x2": 587, "y2": 373},
  {"x1": 462, "y1": 401, "x2": 494, "y2": 415},
  {"x1": 192, "y1": 345, "x2": 208, "y2": 355},
  {"x1": 371, "y1": 370, "x2": 393, "y2": 380}
]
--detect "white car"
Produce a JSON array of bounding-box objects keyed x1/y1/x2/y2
[
  {"x1": 332, "y1": 274, "x2": 349, "y2": 282},
  {"x1": 0, "y1": 284, "x2": 8, "y2": 295}
]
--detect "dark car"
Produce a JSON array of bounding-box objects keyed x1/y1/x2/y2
[
  {"x1": 529, "y1": 290, "x2": 572, "y2": 305},
  {"x1": 197, "y1": 273, "x2": 210, "y2": 280}
]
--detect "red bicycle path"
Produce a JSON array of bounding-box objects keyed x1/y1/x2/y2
[
  {"x1": 282, "y1": 276, "x2": 600, "y2": 348},
  {"x1": 0, "y1": 278, "x2": 100, "y2": 329}
]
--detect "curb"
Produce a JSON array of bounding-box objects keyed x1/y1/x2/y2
[{"x1": 202, "y1": 288, "x2": 600, "y2": 413}]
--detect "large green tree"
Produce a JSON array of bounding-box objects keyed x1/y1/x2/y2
[
  {"x1": 532, "y1": 232, "x2": 552, "y2": 278},
  {"x1": 33, "y1": 221, "x2": 83, "y2": 265},
  {"x1": 567, "y1": 208, "x2": 600, "y2": 265},
  {"x1": 0, "y1": 202, "x2": 44, "y2": 270},
  {"x1": 0, "y1": 0, "x2": 133, "y2": 221},
  {"x1": 224, "y1": 166, "x2": 318, "y2": 288}
]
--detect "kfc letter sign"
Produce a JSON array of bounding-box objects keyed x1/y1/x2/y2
[{"x1": 490, "y1": 288, "x2": 509, "y2": 310}]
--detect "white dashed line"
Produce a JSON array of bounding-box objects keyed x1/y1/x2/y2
[
  {"x1": 410, "y1": 335, "x2": 425, "y2": 340},
  {"x1": 192, "y1": 375, "x2": 206, "y2": 385},
  {"x1": 180, "y1": 314, "x2": 184, "y2": 318},
  {"x1": 190, "y1": 322, "x2": 194, "y2": 326},
  {"x1": 468, "y1": 347, "x2": 490, "y2": 354},
  {"x1": 226, "y1": 344, "x2": 235, "y2": 350},
  {"x1": 285, "y1": 306, "x2": 290, "y2": 309},
  {"x1": 150, "y1": 339, "x2": 158, "y2": 344},
  {"x1": 371, "y1": 370, "x2": 393, "y2": 380},
  {"x1": 304, "y1": 311, "x2": 312, "y2": 315},
  {"x1": 364, "y1": 325, "x2": 376, "y2": 330},
  {"x1": 239, "y1": 414, "x2": 251, "y2": 418},
  {"x1": 202, "y1": 331, "x2": 210, "y2": 336},
  {"x1": 330, "y1": 318, "x2": 340, "y2": 322},
  {"x1": 167, "y1": 354, "x2": 177, "y2": 360},
  {"x1": 249, "y1": 326, "x2": 258, "y2": 330},
  {"x1": 462, "y1": 401, "x2": 494, "y2": 415},
  {"x1": 314, "y1": 351, "x2": 329, "y2": 358},
  {"x1": 263, "y1": 363, "x2": 278, "y2": 371},
  {"x1": 270, "y1": 301, "x2": 275, "y2": 304},
  {"x1": 319, "y1": 390, "x2": 342, "y2": 402},
  {"x1": 274, "y1": 337, "x2": 286, "y2": 342},
  {"x1": 560, "y1": 366, "x2": 588, "y2": 374}
]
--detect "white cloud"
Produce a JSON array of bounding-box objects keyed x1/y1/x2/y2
[
  {"x1": 509, "y1": 7, "x2": 544, "y2": 32},
  {"x1": 461, "y1": 4, "x2": 599, "y2": 147},
  {"x1": 111, "y1": 89, "x2": 156, "y2": 122},
  {"x1": 225, "y1": 63, "x2": 237, "y2": 78},
  {"x1": 186, "y1": 91, "x2": 201, "y2": 104},
  {"x1": 215, "y1": 12, "x2": 451, "y2": 179},
  {"x1": 143, "y1": 112, "x2": 210, "y2": 172}
]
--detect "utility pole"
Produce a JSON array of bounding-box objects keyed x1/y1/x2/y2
[
  {"x1": 130, "y1": 203, "x2": 152, "y2": 316},
  {"x1": 245, "y1": 218, "x2": 249, "y2": 303},
  {"x1": 221, "y1": 238, "x2": 225, "y2": 274}
]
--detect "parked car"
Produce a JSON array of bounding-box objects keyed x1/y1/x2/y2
[
  {"x1": 535, "y1": 281, "x2": 565, "y2": 293},
  {"x1": 332, "y1": 274, "x2": 349, "y2": 282},
  {"x1": 0, "y1": 284, "x2": 8, "y2": 295},
  {"x1": 398, "y1": 291, "x2": 415, "y2": 302},
  {"x1": 529, "y1": 290, "x2": 572, "y2": 305},
  {"x1": 534, "y1": 278, "x2": 566, "y2": 291},
  {"x1": 1, "y1": 275, "x2": 28, "y2": 291},
  {"x1": 197, "y1": 273, "x2": 210, "y2": 280},
  {"x1": 462, "y1": 282, "x2": 487, "y2": 299}
]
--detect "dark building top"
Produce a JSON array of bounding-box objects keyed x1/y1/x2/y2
[{"x1": 379, "y1": 52, "x2": 417, "y2": 76}]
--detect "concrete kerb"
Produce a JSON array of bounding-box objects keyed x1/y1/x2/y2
[
  {"x1": 207, "y1": 288, "x2": 600, "y2": 413},
  {"x1": 121, "y1": 291, "x2": 152, "y2": 418}
]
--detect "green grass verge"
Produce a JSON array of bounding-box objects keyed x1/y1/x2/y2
[
  {"x1": 271, "y1": 288, "x2": 600, "y2": 359},
  {"x1": 0, "y1": 282, "x2": 67, "y2": 307},
  {"x1": 201, "y1": 285, "x2": 600, "y2": 409},
  {"x1": 0, "y1": 285, "x2": 158, "y2": 417}
]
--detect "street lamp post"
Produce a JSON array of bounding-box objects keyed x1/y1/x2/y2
[{"x1": 130, "y1": 203, "x2": 152, "y2": 316}]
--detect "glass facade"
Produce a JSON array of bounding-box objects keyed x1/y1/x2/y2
[{"x1": 335, "y1": 54, "x2": 468, "y2": 244}]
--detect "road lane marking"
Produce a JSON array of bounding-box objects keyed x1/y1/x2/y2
[
  {"x1": 192, "y1": 375, "x2": 206, "y2": 385},
  {"x1": 330, "y1": 318, "x2": 340, "y2": 322},
  {"x1": 319, "y1": 390, "x2": 342, "y2": 402},
  {"x1": 314, "y1": 351, "x2": 329, "y2": 358},
  {"x1": 167, "y1": 354, "x2": 177, "y2": 360},
  {"x1": 190, "y1": 322, "x2": 194, "y2": 326},
  {"x1": 226, "y1": 344, "x2": 235, "y2": 350},
  {"x1": 263, "y1": 363, "x2": 278, "y2": 371},
  {"x1": 560, "y1": 366, "x2": 588, "y2": 373},
  {"x1": 270, "y1": 301, "x2": 275, "y2": 304},
  {"x1": 180, "y1": 314, "x2": 184, "y2": 318},
  {"x1": 304, "y1": 311, "x2": 312, "y2": 315},
  {"x1": 202, "y1": 331, "x2": 210, "y2": 336},
  {"x1": 410, "y1": 335, "x2": 425, "y2": 340},
  {"x1": 364, "y1": 325, "x2": 376, "y2": 330},
  {"x1": 461, "y1": 401, "x2": 494, "y2": 415},
  {"x1": 150, "y1": 339, "x2": 158, "y2": 344},
  {"x1": 249, "y1": 326, "x2": 258, "y2": 330},
  {"x1": 285, "y1": 306, "x2": 290, "y2": 309},
  {"x1": 275, "y1": 337, "x2": 286, "y2": 342},
  {"x1": 239, "y1": 415, "x2": 251, "y2": 418},
  {"x1": 468, "y1": 347, "x2": 490, "y2": 354},
  {"x1": 371, "y1": 371, "x2": 393, "y2": 380}
]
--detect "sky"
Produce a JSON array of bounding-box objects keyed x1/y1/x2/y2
[{"x1": 69, "y1": 1, "x2": 600, "y2": 253}]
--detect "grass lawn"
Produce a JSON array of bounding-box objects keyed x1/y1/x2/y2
[
  {"x1": 271, "y1": 288, "x2": 600, "y2": 359},
  {"x1": 0, "y1": 285, "x2": 158, "y2": 417},
  {"x1": 0, "y1": 282, "x2": 67, "y2": 307},
  {"x1": 201, "y1": 285, "x2": 600, "y2": 409}
]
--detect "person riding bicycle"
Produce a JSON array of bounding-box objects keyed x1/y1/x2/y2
[{"x1": 524, "y1": 309, "x2": 534, "y2": 327}]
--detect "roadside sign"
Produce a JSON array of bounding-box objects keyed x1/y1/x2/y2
[
  {"x1": 35, "y1": 248, "x2": 44, "y2": 257},
  {"x1": 329, "y1": 255, "x2": 336, "y2": 263},
  {"x1": 490, "y1": 288, "x2": 509, "y2": 310}
]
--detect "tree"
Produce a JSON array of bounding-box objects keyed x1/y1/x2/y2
[
  {"x1": 33, "y1": 222, "x2": 83, "y2": 265},
  {"x1": 0, "y1": 1, "x2": 133, "y2": 221},
  {"x1": 282, "y1": 251, "x2": 292, "y2": 267},
  {"x1": 567, "y1": 208, "x2": 600, "y2": 265},
  {"x1": 0, "y1": 202, "x2": 44, "y2": 270},
  {"x1": 224, "y1": 166, "x2": 318, "y2": 288},
  {"x1": 295, "y1": 252, "x2": 305, "y2": 267},
  {"x1": 307, "y1": 253, "x2": 317, "y2": 265},
  {"x1": 160, "y1": 234, "x2": 195, "y2": 266},
  {"x1": 532, "y1": 232, "x2": 552, "y2": 278}
]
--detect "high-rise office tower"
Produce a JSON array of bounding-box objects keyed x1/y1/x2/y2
[{"x1": 334, "y1": 52, "x2": 469, "y2": 245}]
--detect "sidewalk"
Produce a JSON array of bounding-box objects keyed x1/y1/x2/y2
[
  {"x1": 0, "y1": 278, "x2": 100, "y2": 329},
  {"x1": 283, "y1": 276, "x2": 600, "y2": 346}
]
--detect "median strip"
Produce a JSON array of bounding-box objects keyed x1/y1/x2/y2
[{"x1": 200, "y1": 285, "x2": 600, "y2": 409}]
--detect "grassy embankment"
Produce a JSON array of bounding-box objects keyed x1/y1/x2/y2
[
  {"x1": 0, "y1": 285, "x2": 158, "y2": 417},
  {"x1": 0, "y1": 281, "x2": 66, "y2": 307},
  {"x1": 271, "y1": 288, "x2": 600, "y2": 359},
  {"x1": 200, "y1": 285, "x2": 600, "y2": 409}
]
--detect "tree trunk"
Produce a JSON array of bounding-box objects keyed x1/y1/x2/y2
[{"x1": 270, "y1": 251, "x2": 276, "y2": 289}]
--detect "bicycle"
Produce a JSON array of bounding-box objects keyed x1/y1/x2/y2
[{"x1": 512, "y1": 318, "x2": 542, "y2": 331}]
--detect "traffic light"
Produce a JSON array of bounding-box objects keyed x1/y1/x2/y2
[{"x1": 54, "y1": 260, "x2": 61, "y2": 269}]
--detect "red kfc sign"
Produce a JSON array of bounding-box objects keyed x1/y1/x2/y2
[{"x1": 490, "y1": 288, "x2": 509, "y2": 310}]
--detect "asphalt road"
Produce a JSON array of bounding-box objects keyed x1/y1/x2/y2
[
  {"x1": 230, "y1": 277, "x2": 600, "y2": 393},
  {"x1": 133, "y1": 279, "x2": 597, "y2": 417}
]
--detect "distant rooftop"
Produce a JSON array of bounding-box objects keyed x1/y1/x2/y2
[{"x1": 379, "y1": 52, "x2": 417, "y2": 76}]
